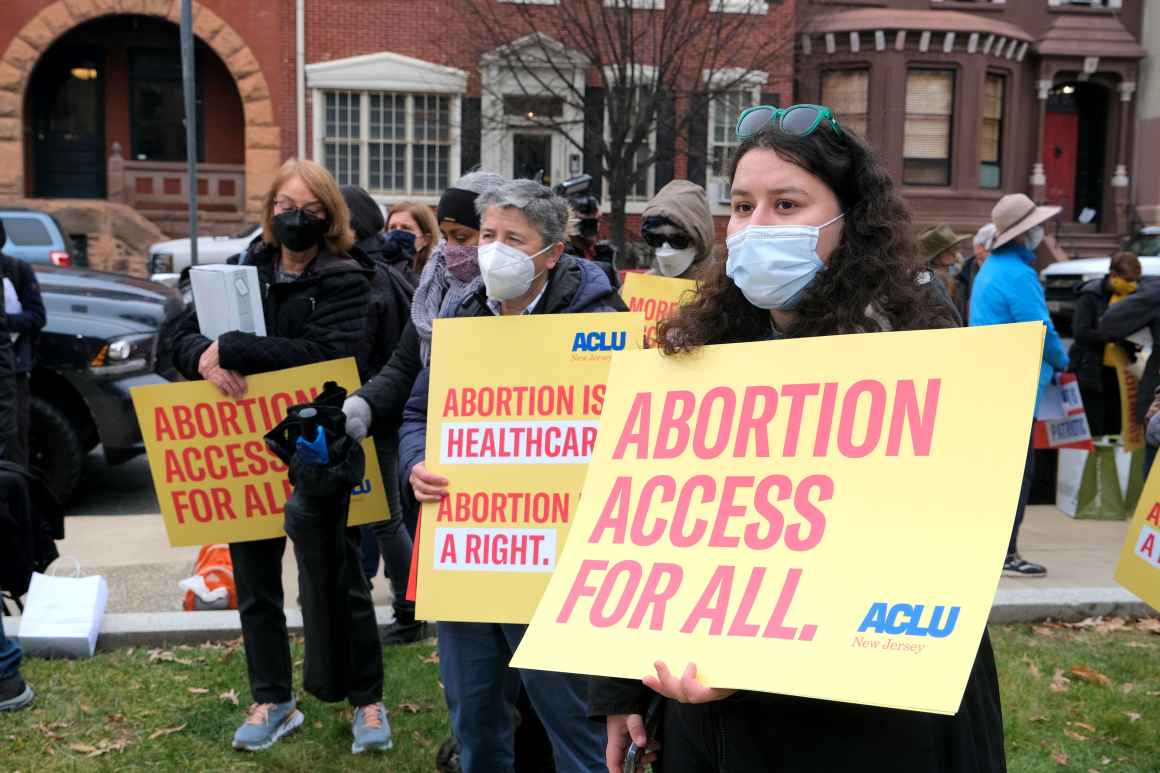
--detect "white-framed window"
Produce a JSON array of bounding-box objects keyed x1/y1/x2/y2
[
  {"x1": 710, "y1": 0, "x2": 769, "y2": 13},
  {"x1": 979, "y1": 73, "x2": 1005, "y2": 189},
  {"x1": 704, "y1": 69, "x2": 765, "y2": 209},
  {"x1": 820, "y1": 69, "x2": 869, "y2": 138},
  {"x1": 903, "y1": 69, "x2": 955, "y2": 186},
  {"x1": 306, "y1": 52, "x2": 467, "y2": 203},
  {"x1": 317, "y1": 91, "x2": 453, "y2": 196}
]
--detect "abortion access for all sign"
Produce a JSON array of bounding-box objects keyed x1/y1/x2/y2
[
  {"x1": 512, "y1": 323, "x2": 1045, "y2": 714},
  {"x1": 131, "y1": 358, "x2": 388, "y2": 546},
  {"x1": 1114, "y1": 465, "x2": 1160, "y2": 612},
  {"x1": 620, "y1": 272, "x2": 696, "y2": 347},
  {"x1": 417, "y1": 312, "x2": 645, "y2": 623}
]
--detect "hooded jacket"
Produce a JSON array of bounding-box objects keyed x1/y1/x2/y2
[
  {"x1": 1099, "y1": 277, "x2": 1160, "y2": 424},
  {"x1": 397, "y1": 253, "x2": 625, "y2": 478},
  {"x1": 0, "y1": 252, "x2": 46, "y2": 374},
  {"x1": 1068, "y1": 277, "x2": 1114, "y2": 391},
  {"x1": 171, "y1": 240, "x2": 374, "y2": 379},
  {"x1": 641, "y1": 180, "x2": 715, "y2": 279},
  {"x1": 969, "y1": 241, "x2": 1068, "y2": 407}
]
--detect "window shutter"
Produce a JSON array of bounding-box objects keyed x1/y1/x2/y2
[
  {"x1": 687, "y1": 92, "x2": 709, "y2": 187},
  {"x1": 654, "y1": 91, "x2": 677, "y2": 190},
  {"x1": 461, "y1": 97, "x2": 481, "y2": 172},
  {"x1": 904, "y1": 71, "x2": 953, "y2": 160},
  {"x1": 821, "y1": 70, "x2": 868, "y2": 137},
  {"x1": 979, "y1": 75, "x2": 1003, "y2": 163},
  {"x1": 584, "y1": 86, "x2": 605, "y2": 198}
]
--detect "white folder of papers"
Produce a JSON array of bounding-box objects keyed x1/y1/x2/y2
[{"x1": 190, "y1": 264, "x2": 267, "y2": 340}]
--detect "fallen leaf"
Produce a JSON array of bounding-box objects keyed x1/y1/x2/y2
[
  {"x1": 1121, "y1": 683, "x2": 1135, "y2": 694},
  {"x1": 1064, "y1": 729, "x2": 1088, "y2": 741},
  {"x1": 422, "y1": 650, "x2": 439, "y2": 664},
  {"x1": 1026, "y1": 660, "x2": 1042, "y2": 679},
  {"x1": 79, "y1": 704, "x2": 92, "y2": 715},
  {"x1": 313, "y1": 721, "x2": 323, "y2": 729},
  {"x1": 1033, "y1": 626, "x2": 1056, "y2": 637},
  {"x1": 1125, "y1": 641, "x2": 1156, "y2": 649},
  {"x1": 1069, "y1": 722, "x2": 1097, "y2": 733},
  {"x1": 1030, "y1": 714, "x2": 1048, "y2": 723},
  {"x1": 396, "y1": 702, "x2": 431, "y2": 714},
  {"x1": 1095, "y1": 617, "x2": 1128, "y2": 633},
  {"x1": 1053, "y1": 751, "x2": 1069, "y2": 766},
  {"x1": 1070, "y1": 666, "x2": 1112, "y2": 686},
  {"x1": 1068, "y1": 617, "x2": 1101, "y2": 629},
  {"x1": 1050, "y1": 669, "x2": 1070, "y2": 692},
  {"x1": 1124, "y1": 711, "x2": 1141, "y2": 722},
  {"x1": 148, "y1": 724, "x2": 187, "y2": 740},
  {"x1": 1136, "y1": 617, "x2": 1160, "y2": 634},
  {"x1": 219, "y1": 689, "x2": 239, "y2": 706},
  {"x1": 1101, "y1": 757, "x2": 1112, "y2": 765},
  {"x1": 106, "y1": 714, "x2": 125, "y2": 723},
  {"x1": 68, "y1": 743, "x2": 99, "y2": 755},
  {"x1": 411, "y1": 730, "x2": 433, "y2": 749},
  {"x1": 187, "y1": 688, "x2": 209, "y2": 695}
]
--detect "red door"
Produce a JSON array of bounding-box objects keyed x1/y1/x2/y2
[{"x1": 1043, "y1": 111, "x2": 1078, "y2": 222}]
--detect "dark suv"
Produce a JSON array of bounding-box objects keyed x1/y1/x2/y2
[{"x1": 30, "y1": 265, "x2": 182, "y2": 503}]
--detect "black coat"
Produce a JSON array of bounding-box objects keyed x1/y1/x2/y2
[
  {"x1": 1069, "y1": 277, "x2": 1113, "y2": 391},
  {"x1": 0, "y1": 462, "x2": 63, "y2": 598},
  {"x1": 171, "y1": 242, "x2": 374, "y2": 379},
  {"x1": 1099, "y1": 277, "x2": 1160, "y2": 423},
  {"x1": 358, "y1": 235, "x2": 417, "y2": 382},
  {"x1": 0, "y1": 253, "x2": 46, "y2": 374}
]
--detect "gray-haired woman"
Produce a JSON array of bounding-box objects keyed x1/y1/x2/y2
[
  {"x1": 396, "y1": 179, "x2": 623, "y2": 773},
  {"x1": 341, "y1": 170, "x2": 505, "y2": 643}
]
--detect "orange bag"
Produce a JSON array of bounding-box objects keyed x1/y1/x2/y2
[{"x1": 180, "y1": 544, "x2": 237, "y2": 611}]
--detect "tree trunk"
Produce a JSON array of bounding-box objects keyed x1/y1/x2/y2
[{"x1": 607, "y1": 164, "x2": 630, "y2": 258}]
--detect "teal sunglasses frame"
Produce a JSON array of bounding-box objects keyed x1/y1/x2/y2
[{"x1": 735, "y1": 104, "x2": 844, "y2": 140}]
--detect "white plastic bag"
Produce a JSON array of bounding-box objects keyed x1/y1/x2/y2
[{"x1": 17, "y1": 560, "x2": 108, "y2": 658}]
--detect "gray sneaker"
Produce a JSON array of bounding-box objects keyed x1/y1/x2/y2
[
  {"x1": 352, "y1": 703, "x2": 393, "y2": 754},
  {"x1": 232, "y1": 700, "x2": 304, "y2": 751},
  {"x1": 0, "y1": 674, "x2": 34, "y2": 712}
]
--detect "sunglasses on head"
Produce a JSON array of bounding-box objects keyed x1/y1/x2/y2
[
  {"x1": 735, "y1": 104, "x2": 844, "y2": 140},
  {"x1": 642, "y1": 232, "x2": 693, "y2": 250}
]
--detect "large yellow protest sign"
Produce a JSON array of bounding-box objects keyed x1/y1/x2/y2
[
  {"x1": 132, "y1": 358, "x2": 387, "y2": 547},
  {"x1": 620, "y1": 272, "x2": 696, "y2": 347},
  {"x1": 513, "y1": 323, "x2": 1044, "y2": 714},
  {"x1": 1114, "y1": 466, "x2": 1160, "y2": 612},
  {"x1": 417, "y1": 312, "x2": 646, "y2": 623},
  {"x1": 1108, "y1": 346, "x2": 1145, "y2": 452}
]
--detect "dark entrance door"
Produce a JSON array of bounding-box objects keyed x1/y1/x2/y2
[
  {"x1": 1044, "y1": 84, "x2": 1108, "y2": 225},
  {"x1": 30, "y1": 46, "x2": 106, "y2": 198},
  {"x1": 1043, "y1": 109, "x2": 1078, "y2": 222},
  {"x1": 513, "y1": 133, "x2": 553, "y2": 186}
]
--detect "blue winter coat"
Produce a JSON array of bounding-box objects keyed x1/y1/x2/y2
[{"x1": 968, "y1": 241, "x2": 1069, "y2": 407}]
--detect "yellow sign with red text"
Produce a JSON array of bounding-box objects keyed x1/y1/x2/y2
[
  {"x1": 131, "y1": 358, "x2": 387, "y2": 547},
  {"x1": 513, "y1": 323, "x2": 1045, "y2": 714},
  {"x1": 620, "y1": 272, "x2": 696, "y2": 346},
  {"x1": 1114, "y1": 465, "x2": 1160, "y2": 612},
  {"x1": 416, "y1": 312, "x2": 646, "y2": 623}
]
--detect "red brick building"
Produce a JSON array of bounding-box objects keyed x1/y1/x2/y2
[{"x1": 0, "y1": 0, "x2": 794, "y2": 271}]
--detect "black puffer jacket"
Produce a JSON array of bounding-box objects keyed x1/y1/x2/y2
[
  {"x1": 171, "y1": 241, "x2": 374, "y2": 379},
  {"x1": 1099, "y1": 277, "x2": 1160, "y2": 424},
  {"x1": 1068, "y1": 277, "x2": 1113, "y2": 391}
]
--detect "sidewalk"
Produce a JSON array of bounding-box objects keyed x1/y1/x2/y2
[{"x1": 9, "y1": 503, "x2": 1153, "y2": 649}]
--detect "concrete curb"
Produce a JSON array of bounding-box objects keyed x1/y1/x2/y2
[{"x1": 5, "y1": 591, "x2": 1155, "y2": 651}]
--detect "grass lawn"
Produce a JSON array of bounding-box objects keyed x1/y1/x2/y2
[{"x1": 2, "y1": 622, "x2": 1157, "y2": 772}]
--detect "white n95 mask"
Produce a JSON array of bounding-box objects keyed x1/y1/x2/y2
[
  {"x1": 724, "y1": 213, "x2": 844, "y2": 310},
  {"x1": 478, "y1": 241, "x2": 552, "y2": 301}
]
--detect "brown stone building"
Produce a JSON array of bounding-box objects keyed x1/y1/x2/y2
[
  {"x1": 0, "y1": 0, "x2": 794, "y2": 273},
  {"x1": 796, "y1": 0, "x2": 1153, "y2": 256}
]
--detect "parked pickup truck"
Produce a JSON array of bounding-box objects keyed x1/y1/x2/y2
[{"x1": 31, "y1": 265, "x2": 183, "y2": 503}]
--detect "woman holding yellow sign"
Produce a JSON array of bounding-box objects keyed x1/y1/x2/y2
[{"x1": 593, "y1": 106, "x2": 1005, "y2": 771}]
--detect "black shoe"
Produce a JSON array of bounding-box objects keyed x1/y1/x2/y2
[
  {"x1": 381, "y1": 620, "x2": 428, "y2": 645},
  {"x1": 0, "y1": 674, "x2": 34, "y2": 712},
  {"x1": 1003, "y1": 553, "x2": 1046, "y2": 578}
]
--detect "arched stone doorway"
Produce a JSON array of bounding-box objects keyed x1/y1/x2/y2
[{"x1": 0, "y1": 0, "x2": 278, "y2": 220}]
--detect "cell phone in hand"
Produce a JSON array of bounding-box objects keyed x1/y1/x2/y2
[{"x1": 623, "y1": 695, "x2": 663, "y2": 773}]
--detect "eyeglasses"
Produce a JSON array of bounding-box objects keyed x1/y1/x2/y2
[
  {"x1": 642, "y1": 232, "x2": 692, "y2": 250},
  {"x1": 274, "y1": 197, "x2": 327, "y2": 219},
  {"x1": 735, "y1": 104, "x2": 844, "y2": 140}
]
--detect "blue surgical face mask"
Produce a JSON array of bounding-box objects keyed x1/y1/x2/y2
[{"x1": 725, "y1": 213, "x2": 844, "y2": 310}]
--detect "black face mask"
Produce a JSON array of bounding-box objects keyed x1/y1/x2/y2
[{"x1": 273, "y1": 209, "x2": 328, "y2": 252}]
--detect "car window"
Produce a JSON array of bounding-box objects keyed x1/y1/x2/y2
[
  {"x1": 231, "y1": 224, "x2": 260, "y2": 240},
  {"x1": 2, "y1": 216, "x2": 53, "y2": 246}
]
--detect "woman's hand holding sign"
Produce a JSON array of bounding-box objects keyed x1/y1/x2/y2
[
  {"x1": 644, "y1": 661, "x2": 736, "y2": 704},
  {"x1": 198, "y1": 340, "x2": 247, "y2": 399},
  {"x1": 410, "y1": 460, "x2": 450, "y2": 502}
]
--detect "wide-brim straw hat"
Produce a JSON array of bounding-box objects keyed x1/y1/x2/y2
[{"x1": 991, "y1": 193, "x2": 1061, "y2": 250}]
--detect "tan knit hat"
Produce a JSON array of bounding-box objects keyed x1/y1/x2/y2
[{"x1": 990, "y1": 194, "x2": 1060, "y2": 250}]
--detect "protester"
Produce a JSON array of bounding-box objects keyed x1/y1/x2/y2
[
  {"x1": 1099, "y1": 257, "x2": 1160, "y2": 473},
  {"x1": 339, "y1": 185, "x2": 424, "y2": 645},
  {"x1": 641, "y1": 180, "x2": 715, "y2": 280},
  {"x1": 400, "y1": 179, "x2": 620, "y2": 773},
  {"x1": 971, "y1": 192, "x2": 1066, "y2": 579},
  {"x1": 956, "y1": 223, "x2": 996, "y2": 322},
  {"x1": 0, "y1": 224, "x2": 46, "y2": 468},
  {"x1": 919, "y1": 224, "x2": 969, "y2": 301},
  {"x1": 387, "y1": 201, "x2": 440, "y2": 278},
  {"x1": 590, "y1": 104, "x2": 1001, "y2": 773},
  {"x1": 1068, "y1": 251, "x2": 1142, "y2": 436},
  {"x1": 565, "y1": 191, "x2": 620, "y2": 288},
  {"x1": 171, "y1": 159, "x2": 391, "y2": 754}
]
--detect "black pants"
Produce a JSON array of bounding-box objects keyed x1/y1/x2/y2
[
  {"x1": 229, "y1": 537, "x2": 294, "y2": 705},
  {"x1": 0, "y1": 375, "x2": 15, "y2": 464},
  {"x1": 1010, "y1": 435, "x2": 1035, "y2": 556},
  {"x1": 284, "y1": 489, "x2": 384, "y2": 706},
  {"x1": 363, "y1": 434, "x2": 415, "y2": 623},
  {"x1": 12, "y1": 375, "x2": 29, "y2": 469}
]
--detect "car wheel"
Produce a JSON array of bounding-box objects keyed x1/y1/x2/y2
[{"x1": 29, "y1": 396, "x2": 85, "y2": 506}]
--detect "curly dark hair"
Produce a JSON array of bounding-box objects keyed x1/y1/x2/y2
[{"x1": 658, "y1": 125, "x2": 957, "y2": 354}]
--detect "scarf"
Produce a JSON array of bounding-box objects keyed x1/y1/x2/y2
[
  {"x1": 411, "y1": 243, "x2": 483, "y2": 367},
  {"x1": 1103, "y1": 276, "x2": 1139, "y2": 367}
]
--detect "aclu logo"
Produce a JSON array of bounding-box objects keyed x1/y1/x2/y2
[
  {"x1": 857, "y1": 602, "x2": 960, "y2": 638},
  {"x1": 571, "y1": 330, "x2": 627, "y2": 353}
]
